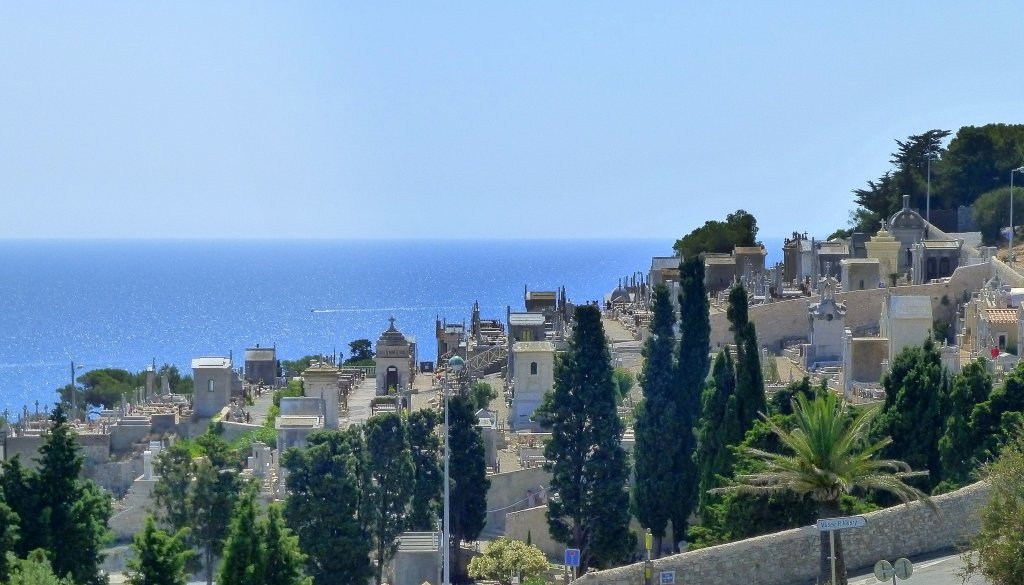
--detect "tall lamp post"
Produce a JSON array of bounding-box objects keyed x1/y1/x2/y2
[
  {"x1": 1010, "y1": 166, "x2": 1024, "y2": 258},
  {"x1": 925, "y1": 151, "x2": 937, "y2": 228},
  {"x1": 70, "y1": 361, "x2": 87, "y2": 423},
  {"x1": 443, "y1": 355, "x2": 464, "y2": 585}
]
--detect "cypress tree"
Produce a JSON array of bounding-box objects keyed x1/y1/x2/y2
[
  {"x1": 406, "y1": 409, "x2": 443, "y2": 531},
  {"x1": 631, "y1": 284, "x2": 678, "y2": 557},
  {"x1": 447, "y1": 395, "x2": 490, "y2": 580},
  {"x1": 541, "y1": 304, "x2": 633, "y2": 571},
  {"x1": 727, "y1": 285, "x2": 766, "y2": 431},
  {"x1": 672, "y1": 256, "x2": 710, "y2": 549},
  {"x1": 694, "y1": 349, "x2": 743, "y2": 516}
]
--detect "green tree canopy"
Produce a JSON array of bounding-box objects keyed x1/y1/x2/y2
[
  {"x1": 611, "y1": 368, "x2": 635, "y2": 404},
  {"x1": 33, "y1": 405, "x2": 112, "y2": 585},
  {"x1": 346, "y1": 339, "x2": 375, "y2": 364},
  {"x1": 153, "y1": 432, "x2": 241, "y2": 585},
  {"x1": 673, "y1": 209, "x2": 758, "y2": 258},
  {"x1": 972, "y1": 186, "x2": 1016, "y2": 245},
  {"x1": 219, "y1": 486, "x2": 263, "y2": 585},
  {"x1": 128, "y1": 516, "x2": 193, "y2": 585},
  {"x1": 6, "y1": 550, "x2": 74, "y2": 585},
  {"x1": 938, "y1": 359, "x2": 992, "y2": 488},
  {"x1": 363, "y1": 413, "x2": 415, "y2": 585},
  {"x1": 874, "y1": 338, "x2": 949, "y2": 490},
  {"x1": 470, "y1": 381, "x2": 499, "y2": 411},
  {"x1": 961, "y1": 428, "x2": 1024, "y2": 584},
  {"x1": 262, "y1": 504, "x2": 311, "y2": 585},
  {"x1": 0, "y1": 498, "x2": 19, "y2": 583},
  {"x1": 713, "y1": 392, "x2": 931, "y2": 585},
  {"x1": 282, "y1": 429, "x2": 372, "y2": 585},
  {"x1": 467, "y1": 538, "x2": 549, "y2": 585}
]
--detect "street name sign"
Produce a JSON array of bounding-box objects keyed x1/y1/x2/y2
[
  {"x1": 564, "y1": 548, "x2": 580, "y2": 568},
  {"x1": 816, "y1": 516, "x2": 866, "y2": 531},
  {"x1": 659, "y1": 571, "x2": 676, "y2": 585}
]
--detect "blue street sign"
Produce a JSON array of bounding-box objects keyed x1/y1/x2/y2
[{"x1": 564, "y1": 548, "x2": 580, "y2": 567}]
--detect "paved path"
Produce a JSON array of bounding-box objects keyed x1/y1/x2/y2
[
  {"x1": 788, "y1": 550, "x2": 987, "y2": 585},
  {"x1": 341, "y1": 377, "x2": 378, "y2": 428},
  {"x1": 246, "y1": 387, "x2": 276, "y2": 427}
]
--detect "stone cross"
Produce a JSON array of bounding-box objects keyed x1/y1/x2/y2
[{"x1": 388, "y1": 316, "x2": 396, "y2": 329}]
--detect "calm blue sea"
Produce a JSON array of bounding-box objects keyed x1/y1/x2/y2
[{"x1": 0, "y1": 238, "x2": 783, "y2": 415}]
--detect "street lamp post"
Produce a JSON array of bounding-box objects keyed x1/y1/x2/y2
[
  {"x1": 925, "y1": 152, "x2": 936, "y2": 227},
  {"x1": 443, "y1": 355, "x2": 464, "y2": 585},
  {"x1": 1010, "y1": 167, "x2": 1024, "y2": 258},
  {"x1": 70, "y1": 361, "x2": 86, "y2": 423}
]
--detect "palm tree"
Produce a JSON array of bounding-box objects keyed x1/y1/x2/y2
[{"x1": 711, "y1": 392, "x2": 932, "y2": 585}]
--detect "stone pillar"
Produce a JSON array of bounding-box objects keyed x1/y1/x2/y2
[{"x1": 143, "y1": 450, "x2": 154, "y2": 480}]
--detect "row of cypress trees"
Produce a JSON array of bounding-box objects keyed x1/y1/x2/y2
[{"x1": 632, "y1": 258, "x2": 767, "y2": 557}]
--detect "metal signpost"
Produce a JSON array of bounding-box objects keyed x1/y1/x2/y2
[
  {"x1": 816, "y1": 516, "x2": 867, "y2": 585},
  {"x1": 645, "y1": 529, "x2": 652, "y2": 585},
  {"x1": 873, "y1": 558, "x2": 913, "y2": 584},
  {"x1": 564, "y1": 548, "x2": 580, "y2": 583}
]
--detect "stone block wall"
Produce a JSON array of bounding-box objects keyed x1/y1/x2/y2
[
  {"x1": 575, "y1": 481, "x2": 990, "y2": 585},
  {"x1": 484, "y1": 466, "x2": 551, "y2": 537},
  {"x1": 108, "y1": 478, "x2": 158, "y2": 543},
  {"x1": 506, "y1": 505, "x2": 563, "y2": 559}
]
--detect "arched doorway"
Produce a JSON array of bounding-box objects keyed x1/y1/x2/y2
[{"x1": 386, "y1": 366, "x2": 399, "y2": 392}]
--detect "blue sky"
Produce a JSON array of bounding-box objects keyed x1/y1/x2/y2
[{"x1": 2, "y1": 2, "x2": 1022, "y2": 240}]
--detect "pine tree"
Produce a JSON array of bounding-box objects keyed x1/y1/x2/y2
[
  {"x1": 631, "y1": 284, "x2": 678, "y2": 557},
  {"x1": 219, "y1": 486, "x2": 264, "y2": 585},
  {"x1": 672, "y1": 256, "x2": 710, "y2": 548},
  {"x1": 406, "y1": 409, "x2": 443, "y2": 531},
  {"x1": 540, "y1": 304, "x2": 633, "y2": 571},
  {"x1": 363, "y1": 413, "x2": 416, "y2": 585},
  {"x1": 262, "y1": 504, "x2": 310, "y2": 585},
  {"x1": 447, "y1": 395, "x2": 490, "y2": 579},
  {"x1": 127, "y1": 516, "x2": 193, "y2": 585},
  {"x1": 283, "y1": 429, "x2": 373, "y2": 585}
]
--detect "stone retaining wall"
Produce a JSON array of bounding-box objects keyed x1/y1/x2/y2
[
  {"x1": 711, "y1": 261, "x2": 991, "y2": 353},
  {"x1": 575, "y1": 481, "x2": 990, "y2": 585}
]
